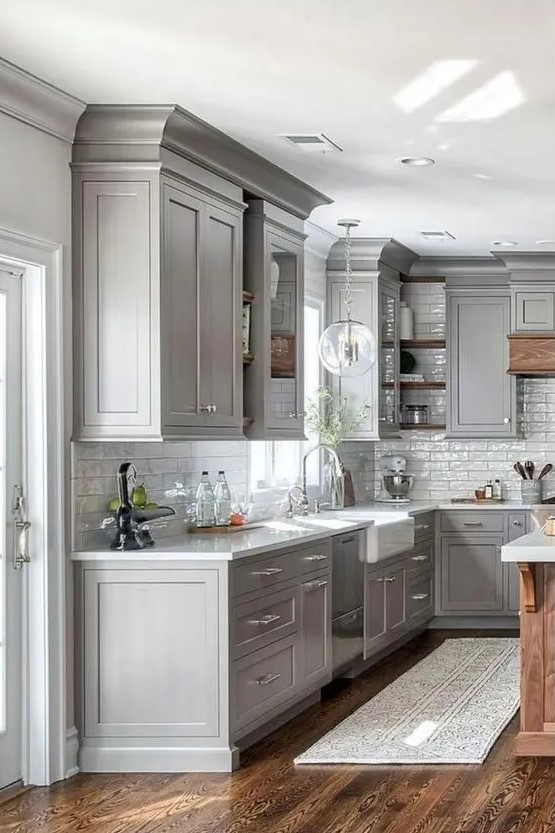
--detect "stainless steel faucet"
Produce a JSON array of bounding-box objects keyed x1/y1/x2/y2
[{"x1": 301, "y1": 443, "x2": 345, "y2": 512}]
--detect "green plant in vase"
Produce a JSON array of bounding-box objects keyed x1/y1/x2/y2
[{"x1": 305, "y1": 386, "x2": 370, "y2": 506}]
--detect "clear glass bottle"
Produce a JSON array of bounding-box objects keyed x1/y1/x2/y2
[
  {"x1": 484, "y1": 480, "x2": 493, "y2": 499},
  {"x1": 196, "y1": 471, "x2": 215, "y2": 527},
  {"x1": 214, "y1": 470, "x2": 232, "y2": 527},
  {"x1": 493, "y1": 478, "x2": 502, "y2": 500}
]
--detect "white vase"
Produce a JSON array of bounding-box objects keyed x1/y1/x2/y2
[{"x1": 400, "y1": 302, "x2": 414, "y2": 340}]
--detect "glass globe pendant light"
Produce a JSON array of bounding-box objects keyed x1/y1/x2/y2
[{"x1": 319, "y1": 219, "x2": 377, "y2": 377}]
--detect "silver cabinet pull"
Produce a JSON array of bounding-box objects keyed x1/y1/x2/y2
[
  {"x1": 411, "y1": 554, "x2": 428, "y2": 562},
  {"x1": 512, "y1": 520, "x2": 522, "y2": 527},
  {"x1": 384, "y1": 576, "x2": 396, "y2": 583},
  {"x1": 412, "y1": 593, "x2": 428, "y2": 601},
  {"x1": 200, "y1": 404, "x2": 217, "y2": 414},
  {"x1": 255, "y1": 672, "x2": 281, "y2": 686},
  {"x1": 415, "y1": 524, "x2": 431, "y2": 531},
  {"x1": 304, "y1": 580, "x2": 328, "y2": 592},
  {"x1": 251, "y1": 567, "x2": 284, "y2": 576},
  {"x1": 304, "y1": 554, "x2": 328, "y2": 562},
  {"x1": 463, "y1": 521, "x2": 483, "y2": 527},
  {"x1": 248, "y1": 613, "x2": 281, "y2": 626},
  {"x1": 288, "y1": 411, "x2": 296, "y2": 418}
]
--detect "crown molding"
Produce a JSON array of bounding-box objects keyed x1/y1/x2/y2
[
  {"x1": 327, "y1": 237, "x2": 418, "y2": 275},
  {"x1": 411, "y1": 255, "x2": 509, "y2": 280},
  {"x1": 73, "y1": 104, "x2": 332, "y2": 219},
  {"x1": 0, "y1": 57, "x2": 84, "y2": 142},
  {"x1": 304, "y1": 222, "x2": 337, "y2": 259},
  {"x1": 493, "y1": 251, "x2": 555, "y2": 281}
]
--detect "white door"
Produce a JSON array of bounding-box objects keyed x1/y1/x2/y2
[{"x1": 0, "y1": 266, "x2": 24, "y2": 789}]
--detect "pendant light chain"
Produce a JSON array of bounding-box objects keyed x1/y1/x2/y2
[{"x1": 344, "y1": 223, "x2": 353, "y2": 323}]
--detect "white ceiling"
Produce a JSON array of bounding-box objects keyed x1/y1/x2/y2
[{"x1": 2, "y1": 0, "x2": 555, "y2": 255}]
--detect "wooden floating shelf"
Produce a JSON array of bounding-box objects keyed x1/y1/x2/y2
[
  {"x1": 382, "y1": 381, "x2": 446, "y2": 389},
  {"x1": 401, "y1": 339, "x2": 446, "y2": 349},
  {"x1": 242, "y1": 290, "x2": 255, "y2": 304},
  {"x1": 399, "y1": 423, "x2": 446, "y2": 431},
  {"x1": 242, "y1": 353, "x2": 254, "y2": 365}
]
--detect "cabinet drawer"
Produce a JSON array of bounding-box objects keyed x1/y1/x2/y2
[
  {"x1": 407, "y1": 573, "x2": 434, "y2": 623},
  {"x1": 233, "y1": 637, "x2": 296, "y2": 732},
  {"x1": 440, "y1": 511, "x2": 505, "y2": 534},
  {"x1": 508, "y1": 513, "x2": 527, "y2": 541},
  {"x1": 413, "y1": 512, "x2": 436, "y2": 543},
  {"x1": 298, "y1": 540, "x2": 333, "y2": 575},
  {"x1": 231, "y1": 550, "x2": 298, "y2": 598},
  {"x1": 407, "y1": 541, "x2": 434, "y2": 575},
  {"x1": 232, "y1": 586, "x2": 299, "y2": 659}
]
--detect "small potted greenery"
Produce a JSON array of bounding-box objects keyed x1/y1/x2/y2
[{"x1": 305, "y1": 386, "x2": 370, "y2": 505}]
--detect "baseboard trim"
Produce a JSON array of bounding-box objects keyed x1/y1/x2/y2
[
  {"x1": 79, "y1": 743, "x2": 239, "y2": 773},
  {"x1": 65, "y1": 727, "x2": 79, "y2": 779}
]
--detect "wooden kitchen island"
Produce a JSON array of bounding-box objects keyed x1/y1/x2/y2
[{"x1": 502, "y1": 531, "x2": 555, "y2": 755}]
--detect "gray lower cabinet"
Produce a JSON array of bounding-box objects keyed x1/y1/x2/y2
[
  {"x1": 447, "y1": 292, "x2": 516, "y2": 438},
  {"x1": 299, "y1": 575, "x2": 332, "y2": 690},
  {"x1": 439, "y1": 535, "x2": 505, "y2": 612},
  {"x1": 364, "y1": 565, "x2": 388, "y2": 657},
  {"x1": 437, "y1": 510, "x2": 528, "y2": 617}
]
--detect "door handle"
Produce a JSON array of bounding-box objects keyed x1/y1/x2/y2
[{"x1": 13, "y1": 519, "x2": 31, "y2": 570}]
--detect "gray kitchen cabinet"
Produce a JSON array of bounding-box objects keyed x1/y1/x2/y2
[
  {"x1": 243, "y1": 200, "x2": 306, "y2": 439},
  {"x1": 439, "y1": 535, "x2": 505, "y2": 612},
  {"x1": 161, "y1": 181, "x2": 243, "y2": 436},
  {"x1": 513, "y1": 289, "x2": 555, "y2": 331},
  {"x1": 385, "y1": 563, "x2": 406, "y2": 636},
  {"x1": 364, "y1": 557, "x2": 408, "y2": 658},
  {"x1": 447, "y1": 292, "x2": 517, "y2": 438},
  {"x1": 326, "y1": 271, "x2": 401, "y2": 440},
  {"x1": 299, "y1": 574, "x2": 332, "y2": 690},
  {"x1": 73, "y1": 168, "x2": 244, "y2": 441}
]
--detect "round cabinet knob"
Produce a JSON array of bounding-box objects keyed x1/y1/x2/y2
[
  {"x1": 512, "y1": 520, "x2": 522, "y2": 527},
  {"x1": 503, "y1": 417, "x2": 511, "y2": 424},
  {"x1": 288, "y1": 411, "x2": 296, "y2": 418}
]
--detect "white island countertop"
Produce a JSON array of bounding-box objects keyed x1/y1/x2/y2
[
  {"x1": 502, "y1": 529, "x2": 555, "y2": 562},
  {"x1": 71, "y1": 502, "x2": 438, "y2": 563}
]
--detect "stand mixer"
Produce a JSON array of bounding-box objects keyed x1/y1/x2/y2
[{"x1": 377, "y1": 454, "x2": 414, "y2": 504}]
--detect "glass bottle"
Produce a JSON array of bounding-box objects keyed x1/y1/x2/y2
[
  {"x1": 195, "y1": 471, "x2": 215, "y2": 527},
  {"x1": 214, "y1": 470, "x2": 232, "y2": 527}
]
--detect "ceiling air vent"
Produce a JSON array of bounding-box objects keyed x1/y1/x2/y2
[
  {"x1": 420, "y1": 230, "x2": 456, "y2": 241},
  {"x1": 280, "y1": 133, "x2": 343, "y2": 153}
]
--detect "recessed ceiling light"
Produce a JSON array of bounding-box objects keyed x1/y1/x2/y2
[
  {"x1": 536, "y1": 240, "x2": 555, "y2": 245},
  {"x1": 492, "y1": 241, "x2": 518, "y2": 246},
  {"x1": 396, "y1": 156, "x2": 435, "y2": 166}
]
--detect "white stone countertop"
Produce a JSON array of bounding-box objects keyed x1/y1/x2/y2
[
  {"x1": 71, "y1": 501, "x2": 540, "y2": 563},
  {"x1": 502, "y1": 529, "x2": 555, "y2": 562}
]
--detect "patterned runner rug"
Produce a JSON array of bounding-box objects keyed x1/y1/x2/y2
[{"x1": 295, "y1": 638, "x2": 519, "y2": 765}]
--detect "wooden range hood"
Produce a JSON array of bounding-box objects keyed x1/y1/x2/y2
[{"x1": 508, "y1": 333, "x2": 555, "y2": 375}]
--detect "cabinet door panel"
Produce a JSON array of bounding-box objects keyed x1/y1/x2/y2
[
  {"x1": 161, "y1": 184, "x2": 205, "y2": 428},
  {"x1": 80, "y1": 180, "x2": 157, "y2": 436},
  {"x1": 364, "y1": 569, "x2": 387, "y2": 657},
  {"x1": 202, "y1": 205, "x2": 242, "y2": 429},
  {"x1": 514, "y1": 291, "x2": 555, "y2": 331},
  {"x1": 440, "y1": 535, "x2": 504, "y2": 612},
  {"x1": 448, "y1": 294, "x2": 515, "y2": 437},
  {"x1": 84, "y1": 569, "x2": 220, "y2": 738},
  {"x1": 385, "y1": 565, "x2": 406, "y2": 635},
  {"x1": 300, "y1": 576, "x2": 331, "y2": 690}
]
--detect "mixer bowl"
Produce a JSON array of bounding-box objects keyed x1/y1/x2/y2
[{"x1": 383, "y1": 474, "x2": 414, "y2": 499}]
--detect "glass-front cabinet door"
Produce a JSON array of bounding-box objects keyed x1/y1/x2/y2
[
  {"x1": 266, "y1": 229, "x2": 304, "y2": 435},
  {"x1": 378, "y1": 286, "x2": 400, "y2": 432}
]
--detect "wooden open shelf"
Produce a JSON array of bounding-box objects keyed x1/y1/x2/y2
[
  {"x1": 242, "y1": 290, "x2": 255, "y2": 304},
  {"x1": 401, "y1": 339, "x2": 446, "y2": 349},
  {"x1": 400, "y1": 423, "x2": 446, "y2": 431},
  {"x1": 383, "y1": 381, "x2": 446, "y2": 389}
]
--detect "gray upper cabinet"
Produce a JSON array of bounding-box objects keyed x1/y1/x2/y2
[
  {"x1": 161, "y1": 181, "x2": 243, "y2": 436},
  {"x1": 243, "y1": 200, "x2": 306, "y2": 439},
  {"x1": 74, "y1": 171, "x2": 244, "y2": 441},
  {"x1": 513, "y1": 289, "x2": 555, "y2": 331},
  {"x1": 72, "y1": 105, "x2": 331, "y2": 442},
  {"x1": 447, "y1": 292, "x2": 516, "y2": 438}
]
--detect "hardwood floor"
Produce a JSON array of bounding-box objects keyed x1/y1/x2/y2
[{"x1": 4, "y1": 629, "x2": 554, "y2": 833}]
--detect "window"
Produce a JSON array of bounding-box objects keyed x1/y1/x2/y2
[{"x1": 248, "y1": 300, "x2": 323, "y2": 491}]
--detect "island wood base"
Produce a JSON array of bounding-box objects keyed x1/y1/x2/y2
[{"x1": 516, "y1": 562, "x2": 555, "y2": 755}]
